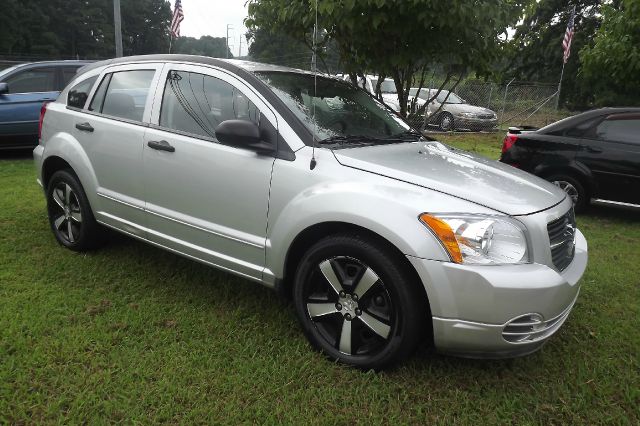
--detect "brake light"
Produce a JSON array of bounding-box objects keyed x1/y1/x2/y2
[
  {"x1": 502, "y1": 134, "x2": 518, "y2": 154},
  {"x1": 38, "y1": 102, "x2": 49, "y2": 143}
]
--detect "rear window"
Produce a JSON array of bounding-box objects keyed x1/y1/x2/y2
[
  {"x1": 89, "y1": 70, "x2": 155, "y2": 122},
  {"x1": 67, "y1": 76, "x2": 98, "y2": 109}
]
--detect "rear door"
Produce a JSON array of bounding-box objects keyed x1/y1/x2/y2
[
  {"x1": 576, "y1": 113, "x2": 640, "y2": 204},
  {"x1": 0, "y1": 66, "x2": 58, "y2": 137},
  {"x1": 75, "y1": 63, "x2": 164, "y2": 235},
  {"x1": 142, "y1": 64, "x2": 277, "y2": 280}
]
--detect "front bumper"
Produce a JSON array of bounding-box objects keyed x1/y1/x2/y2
[
  {"x1": 453, "y1": 116, "x2": 498, "y2": 131},
  {"x1": 408, "y1": 228, "x2": 588, "y2": 359}
]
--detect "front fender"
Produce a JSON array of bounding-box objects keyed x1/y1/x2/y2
[{"x1": 265, "y1": 148, "x2": 497, "y2": 279}]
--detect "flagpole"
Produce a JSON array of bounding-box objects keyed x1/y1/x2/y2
[{"x1": 556, "y1": 60, "x2": 565, "y2": 110}]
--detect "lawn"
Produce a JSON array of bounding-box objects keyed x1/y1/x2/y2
[{"x1": 1, "y1": 137, "x2": 639, "y2": 424}]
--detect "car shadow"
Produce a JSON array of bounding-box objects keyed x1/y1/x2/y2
[
  {"x1": 581, "y1": 203, "x2": 640, "y2": 222},
  {"x1": 0, "y1": 148, "x2": 34, "y2": 160}
]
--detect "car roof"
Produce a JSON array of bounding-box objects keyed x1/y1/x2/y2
[
  {"x1": 77, "y1": 54, "x2": 315, "y2": 77},
  {"x1": 9, "y1": 60, "x2": 93, "y2": 70},
  {"x1": 539, "y1": 107, "x2": 640, "y2": 134}
]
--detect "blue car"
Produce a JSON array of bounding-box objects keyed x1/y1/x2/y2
[{"x1": 0, "y1": 61, "x2": 91, "y2": 149}]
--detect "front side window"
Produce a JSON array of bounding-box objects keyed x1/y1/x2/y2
[
  {"x1": 594, "y1": 115, "x2": 640, "y2": 144},
  {"x1": 67, "y1": 76, "x2": 98, "y2": 109},
  {"x1": 89, "y1": 70, "x2": 155, "y2": 122},
  {"x1": 256, "y1": 72, "x2": 410, "y2": 142},
  {"x1": 4, "y1": 68, "x2": 56, "y2": 93},
  {"x1": 159, "y1": 70, "x2": 260, "y2": 140}
]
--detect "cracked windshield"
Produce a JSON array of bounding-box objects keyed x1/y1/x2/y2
[{"x1": 255, "y1": 72, "x2": 413, "y2": 144}]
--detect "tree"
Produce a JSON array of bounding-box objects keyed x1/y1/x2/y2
[
  {"x1": 580, "y1": 0, "x2": 640, "y2": 106},
  {"x1": 506, "y1": 0, "x2": 604, "y2": 108},
  {"x1": 172, "y1": 36, "x2": 233, "y2": 58},
  {"x1": 246, "y1": 0, "x2": 522, "y2": 117}
]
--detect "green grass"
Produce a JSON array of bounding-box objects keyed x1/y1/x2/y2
[{"x1": 1, "y1": 145, "x2": 639, "y2": 424}]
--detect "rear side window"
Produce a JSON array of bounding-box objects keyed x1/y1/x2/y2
[
  {"x1": 159, "y1": 70, "x2": 260, "y2": 140},
  {"x1": 89, "y1": 70, "x2": 155, "y2": 122},
  {"x1": 594, "y1": 115, "x2": 640, "y2": 144},
  {"x1": 4, "y1": 68, "x2": 56, "y2": 93},
  {"x1": 67, "y1": 76, "x2": 98, "y2": 109}
]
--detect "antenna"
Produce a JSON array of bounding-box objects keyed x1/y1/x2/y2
[{"x1": 309, "y1": 0, "x2": 318, "y2": 170}]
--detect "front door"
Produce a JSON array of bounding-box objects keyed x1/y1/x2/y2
[
  {"x1": 143, "y1": 64, "x2": 277, "y2": 280},
  {"x1": 0, "y1": 67, "x2": 58, "y2": 139}
]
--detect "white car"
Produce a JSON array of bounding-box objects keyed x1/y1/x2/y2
[
  {"x1": 34, "y1": 55, "x2": 587, "y2": 370},
  {"x1": 339, "y1": 74, "x2": 401, "y2": 112}
]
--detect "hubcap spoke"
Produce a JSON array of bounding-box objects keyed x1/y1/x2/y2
[
  {"x1": 353, "y1": 267, "x2": 379, "y2": 299},
  {"x1": 67, "y1": 221, "x2": 75, "y2": 242},
  {"x1": 64, "y1": 184, "x2": 72, "y2": 205},
  {"x1": 70, "y1": 210, "x2": 82, "y2": 223},
  {"x1": 54, "y1": 215, "x2": 66, "y2": 230},
  {"x1": 53, "y1": 189, "x2": 65, "y2": 209},
  {"x1": 359, "y1": 312, "x2": 391, "y2": 339},
  {"x1": 338, "y1": 319, "x2": 352, "y2": 355},
  {"x1": 307, "y1": 302, "x2": 338, "y2": 318},
  {"x1": 319, "y1": 260, "x2": 344, "y2": 295}
]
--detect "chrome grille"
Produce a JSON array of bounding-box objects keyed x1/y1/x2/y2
[{"x1": 547, "y1": 208, "x2": 576, "y2": 271}]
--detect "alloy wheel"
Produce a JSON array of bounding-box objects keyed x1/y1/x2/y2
[
  {"x1": 552, "y1": 180, "x2": 579, "y2": 205},
  {"x1": 304, "y1": 256, "x2": 395, "y2": 357},
  {"x1": 50, "y1": 182, "x2": 83, "y2": 243}
]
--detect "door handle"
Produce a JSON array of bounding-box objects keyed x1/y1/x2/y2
[
  {"x1": 147, "y1": 140, "x2": 175, "y2": 152},
  {"x1": 586, "y1": 146, "x2": 603, "y2": 153},
  {"x1": 75, "y1": 122, "x2": 94, "y2": 132}
]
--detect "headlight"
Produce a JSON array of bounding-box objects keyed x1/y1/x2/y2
[
  {"x1": 419, "y1": 213, "x2": 529, "y2": 265},
  {"x1": 459, "y1": 112, "x2": 477, "y2": 118}
]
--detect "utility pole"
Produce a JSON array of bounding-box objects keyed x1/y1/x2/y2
[
  {"x1": 226, "y1": 24, "x2": 233, "y2": 58},
  {"x1": 238, "y1": 35, "x2": 243, "y2": 57},
  {"x1": 113, "y1": 0, "x2": 123, "y2": 57}
]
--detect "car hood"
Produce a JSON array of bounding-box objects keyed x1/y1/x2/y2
[
  {"x1": 444, "y1": 103, "x2": 496, "y2": 116},
  {"x1": 333, "y1": 141, "x2": 566, "y2": 215}
]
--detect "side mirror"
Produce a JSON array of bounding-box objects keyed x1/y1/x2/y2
[
  {"x1": 0, "y1": 82, "x2": 8, "y2": 95},
  {"x1": 215, "y1": 119, "x2": 275, "y2": 154}
]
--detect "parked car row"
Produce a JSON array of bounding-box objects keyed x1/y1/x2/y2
[
  {"x1": 34, "y1": 55, "x2": 587, "y2": 369},
  {"x1": 0, "y1": 60, "x2": 89, "y2": 149}
]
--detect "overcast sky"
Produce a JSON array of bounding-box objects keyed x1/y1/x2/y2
[{"x1": 177, "y1": 0, "x2": 251, "y2": 56}]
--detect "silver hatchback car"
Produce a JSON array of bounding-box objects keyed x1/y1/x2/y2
[{"x1": 34, "y1": 55, "x2": 588, "y2": 370}]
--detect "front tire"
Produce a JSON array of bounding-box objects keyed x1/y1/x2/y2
[
  {"x1": 548, "y1": 174, "x2": 588, "y2": 213},
  {"x1": 46, "y1": 169, "x2": 105, "y2": 251},
  {"x1": 293, "y1": 234, "x2": 426, "y2": 370}
]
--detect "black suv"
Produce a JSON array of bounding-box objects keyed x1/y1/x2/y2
[{"x1": 500, "y1": 108, "x2": 640, "y2": 212}]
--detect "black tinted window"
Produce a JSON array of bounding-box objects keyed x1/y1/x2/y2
[
  {"x1": 564, "y1": 117, "x2": 600, "y2": 137},
  {"x1": 4, "y1": 68, "x2": 56, "y2": 93},
  {"x1": 97, "y1": 70, "x2": 155, "y2": 122},
  {"x1": 160, "y1": 70, "x2": 260, "y2": 140},
  {"x1": 67, "y1": 76, "x2": 97, "y2": 109},
  {"x1": 595, "y1": 115, "x2": 640, "y2": 144}
]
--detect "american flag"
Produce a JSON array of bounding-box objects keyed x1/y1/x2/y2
[
  {"x1": 171, "y1": 0, "x2": 184, "y2": 38},
  {"x1": 562, "y1": 7, "x2": 576, "y2": 64}
]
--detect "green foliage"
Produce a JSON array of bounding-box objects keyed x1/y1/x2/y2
[
  {"x1": 1, "y1": 149, "x2": 640, "y2": 423},
  {"x1": 246, "y1": 0, "x2": 522, "y2": 116},
  {"x1": 0, "y1": 0, "x2": 172, "y2": 58},
  {"x1": 580, "y1": 0, "x2": 640, "y2": 106},
  {"x1": 172, "y1": 36, "x2": 233, "y2": 58}
]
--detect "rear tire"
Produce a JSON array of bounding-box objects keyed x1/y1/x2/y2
[
  {"x1": 548, "y1": 174, "x2": 588, "y2": 213},
  {"x1": 293, "y1": 233, "x2": 426, "y2": 370},
  {"x1": 46, "y1": 169, "x2": 106, "y2": 251},
  {"x1": 439, "y1": 112, "x2": 454, "y2": 131}
]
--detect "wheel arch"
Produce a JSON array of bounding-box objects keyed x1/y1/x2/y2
[
  {"x1": 278, "y1": 221, "x2": 433, "y2": 331},
  {"x1": 535, "y1": 161, "x2": 595, "y2": 195}
]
